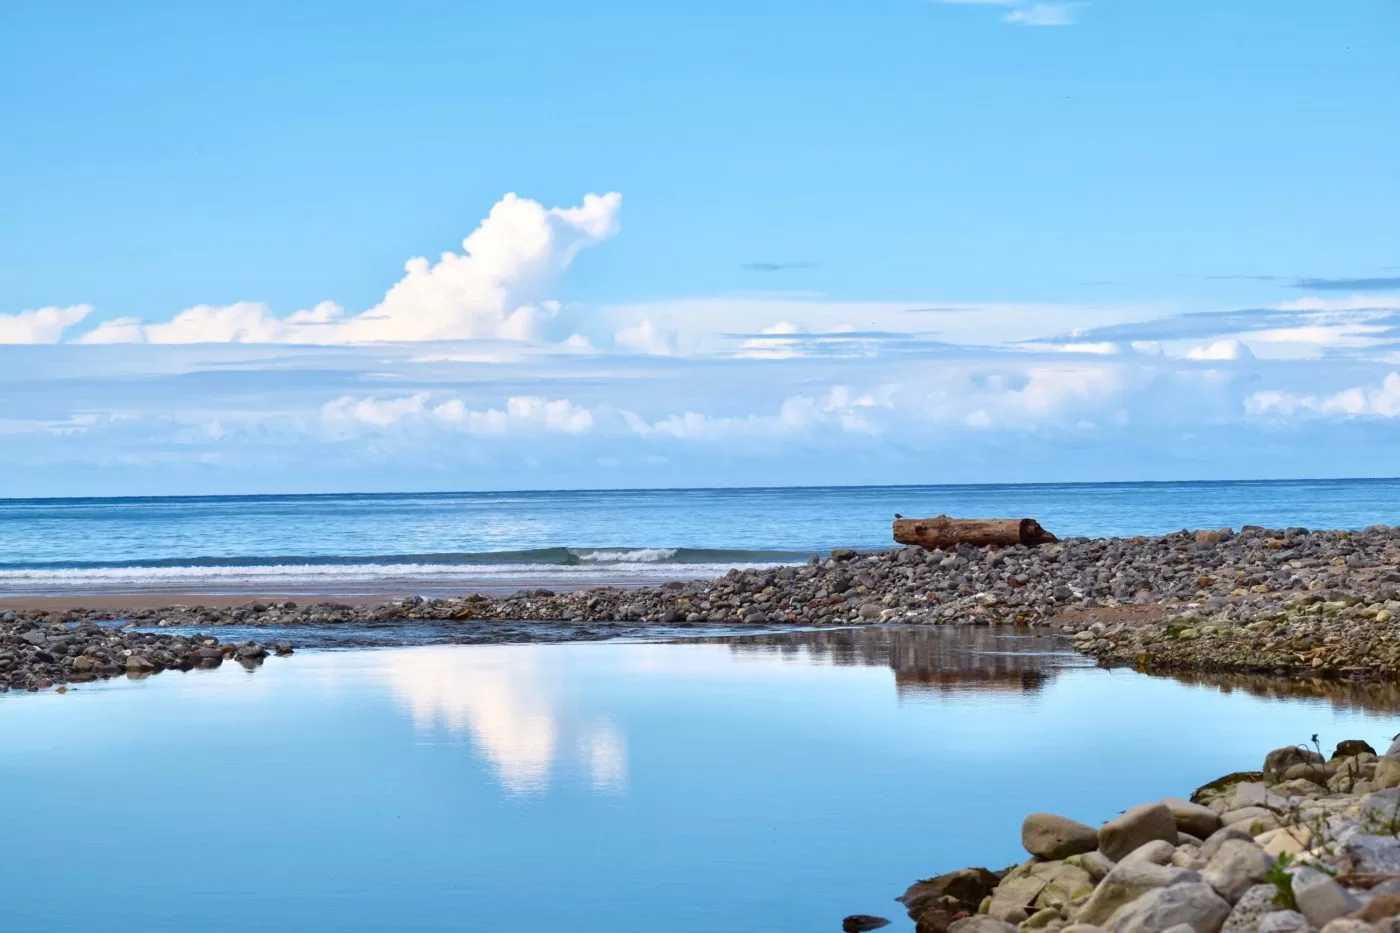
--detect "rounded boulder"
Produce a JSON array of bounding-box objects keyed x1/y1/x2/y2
[{"x1": 1022, "y1": 813, "x2": 1100, "y2": 860}]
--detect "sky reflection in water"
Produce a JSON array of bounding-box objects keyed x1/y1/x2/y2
[{"x1": 3, "y1": 628, "x2": 1399, "y2": 933}]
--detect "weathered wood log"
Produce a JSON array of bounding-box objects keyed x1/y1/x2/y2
[{"x1": 892, "y1": 515, "x2": 1058, "y2": 550}]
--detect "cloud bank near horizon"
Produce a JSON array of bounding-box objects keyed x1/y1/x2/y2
[{"x1": 5, "y1": 190, "x2": 1400, "y2": 494}]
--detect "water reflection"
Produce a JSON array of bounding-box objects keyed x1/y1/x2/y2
[
  {"x1": 702, "y1": 626, "x2": 1400, "y2": 713},
  {"x1": 697, "y1": 626, "x2": 1077, "y2": 696},
  {"x1": 383, "y1": 646, "x2": 628, "y2": 794},
  {"x1": 1149, "y1": 669, "x2": 1400, "y2": 715}
]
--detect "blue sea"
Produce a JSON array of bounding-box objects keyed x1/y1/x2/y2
[{"x1": 1, "y1": 479, "x2": 1398, "y2": 597}]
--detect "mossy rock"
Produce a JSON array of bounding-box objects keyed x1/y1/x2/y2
[{"x1": 1190, "y1": 770, "x2": 1264, "y2": 803}]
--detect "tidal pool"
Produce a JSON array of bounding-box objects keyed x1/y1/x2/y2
[{"x1": 3, "y1": 627, "x2": 1398, "y2": 933}]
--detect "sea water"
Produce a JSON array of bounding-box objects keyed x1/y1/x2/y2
[{"x1": 0, "y1": 479, "x2": 1397, "y2": 596}]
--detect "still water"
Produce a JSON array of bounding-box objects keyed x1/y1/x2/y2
[{"x1": 3, "y1": 628, "x2": 1399, "y2": 933}]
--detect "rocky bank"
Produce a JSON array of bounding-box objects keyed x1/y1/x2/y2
[
  {"x1": 4, "y1": 523, "x2": 1400, "y2": 692},
  {"x1": 885, "y1": 738, "x2": 1400, "y2": 933},
  {"x1": 0, "y1": 615, "x2": 290, "y2": 693}
]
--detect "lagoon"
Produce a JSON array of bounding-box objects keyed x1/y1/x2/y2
[{"x1": 3, "y1": 628, "x2": 1397, "y2": 933}]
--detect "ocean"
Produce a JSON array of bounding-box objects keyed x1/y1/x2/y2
[{"x1": 1, "y1": 479, "x2": 1397, "y2": 597}]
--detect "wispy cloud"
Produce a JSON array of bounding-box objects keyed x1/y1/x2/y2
[
  {"x1": 933, "y1": 0, "x2": 1085, "y2": 26},
  {"x1": 1003, "y1": 2, "x2": 1081, "y2": 26},
  {"x1": 741, "y1": 261, "x2": 820, "y2": 272},
  {"x1": 1292, "y1": 276, "x2": 1400, "y2": 292}
]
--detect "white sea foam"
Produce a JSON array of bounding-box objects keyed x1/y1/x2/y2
[
  {"x1": 0, "y1": 560, "x2": 787, "y2": 595},
  {"x1": 574, "y1": 548, "x2": 678, "y2": 562}
]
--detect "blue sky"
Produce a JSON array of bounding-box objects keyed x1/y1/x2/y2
[{"x1": 2, "y1": 0, "x2": 1399, "y2": 496}]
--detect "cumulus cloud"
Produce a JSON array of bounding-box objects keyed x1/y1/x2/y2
[
  {"x1": 0, "y1": 305, "x2": 91, "y2": 344},
  {"x1": 1246, "y1": 372, "x2": 1400, "y2": 419},
  {"x1": 623, "y1": 386, "x2": 888, "y2": 440},
  {"x1": 1184, "y1": 339, "x2": 1253, "y2": 361},
  {"x1": 75, "y1": 192, "x2": 621, "y2": 345}
]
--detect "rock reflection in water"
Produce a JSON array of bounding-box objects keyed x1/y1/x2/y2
[
  {"x1": 1152, "y1": 669, "x2": 1400, "y2": 715},
  {"x1": 693, "y1": 626, "x2": 1079, "y2": 697}
]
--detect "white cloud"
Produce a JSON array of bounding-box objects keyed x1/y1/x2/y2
[
  {"x1": 613, "y1": 319, "x2": 675, "y2": 356},
  {"x1": 1003, "y1": 2, "x2": 1081, "y2": 25},
  {"x1": 622, "y1": 386, "x2": 887, "y2": 440},
  {"x1": 0, "y1": 305, "x2": 91, "y2": 344},
  {"x1": 321, "y1": 393, "x2": 595, "y2": 435},
  {"x1": 1184, "y1": 339, "x2": 1253, "y2": 361},
  {"x1": 74, "y1": 192, "x2": 621, "y2": 345},
  {"x1": 1246, "y1": 372, "x2": 1400, "y2": 419}
]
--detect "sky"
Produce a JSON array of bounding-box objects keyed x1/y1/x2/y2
[{"x1": 2, "y1": 0, "x2": 1399, "y2": 496}]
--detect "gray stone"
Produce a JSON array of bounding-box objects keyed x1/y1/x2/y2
[
  {"x1": 1339, "y1": 834, "x2": 1400, "y2": 874},
  {"x1": 1201, "y1": 828, "x2": 1256, "y2": 863},
  {"x1": 1256, "y1": 912, "x2": 1310, "y2": 933},
  {"x1": 1166, "y1": 798, "x2": 1224, "y2": 840},
  {"x1": 1361, "y1": 789, "x2": 1400, "y2": 829},
  {"x1": 1078, "y1": 863, "x2": 1200, "y2": 927},
  {"x1": 1107, "y1": 881, "x2": 1231, "y2": 933},
  {"x1": 1221, "y1": 886, "x2": 1283, "y2": 933},
  {"x1": 1102, "y1": 804, "x2": 1183, "y2": 862},
  {"x1": 1201, "y1": 840, "x2": 1274, "y2": 904},
  {"x1": 1292, "y1": 868, "x2": 1362, "y2": 929},
  {"x1": 1025, "y1": 814, "x2": 1102, "y2": 860}
]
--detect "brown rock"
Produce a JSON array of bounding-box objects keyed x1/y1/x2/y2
[
  {"x1": 1099, "y1": 802, "x2": 1180, "y2": 862},
  {"x1": 1022, "y1": 813, "x2": 1100, "y2": 860}
]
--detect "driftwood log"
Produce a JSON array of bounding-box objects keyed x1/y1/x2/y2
[{"x1": 893, "y1": 515, "x2": 1058, "y2": 550}]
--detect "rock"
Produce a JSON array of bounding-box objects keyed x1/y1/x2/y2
[
  {"x1": 1264, "y1": 748, "x2": 1325, "y2": 785},
  {"x1": 1293, "y1": 868, "x2": 1362, "y2": 929},
  {"x1": 1256, "y1": 912, "x2": 1310, "y2": 933},
  {"x1": 1220, "y1": 808, "x2": 1274, "y2": 827},
  {"x1": 1166, "y1": 798, "x2": 1224, "y2": 840},
  {"x1": 843, "y1": 916, "x2": 892, "y2": 932},
  {"x1": 1374, "y1": 757, "x2": 1400, "y2": 791},
  {"x1": 901, "y1": 869, "x2": 1002, "y2": 919},
  {"x1": 1124, "y1": 842, "x2": 1179, "y2": 866},
  {"x1": 1200, "y1": 828, "x2": 1257, "y2": 863},
  {"x1": 1106, "y1": 881, "x2": 1231, "y2": 933},
  {"x1": 1201, "y1": 840, "x2": 1274, "y2": 904},
  {"x1": 125, "y1": 655, "x2": 154, "y2": 672},
  {"x1": 1280, "y1": 763, "x2": 1329, "y2": 784},
  {"x1": 1078, "y1": 863, "x2": 1201, "y2": 927},
  {"x1": 1221, "y1": 885, "x2": 1282, "y2": 933},
  {"x1": 1102, "y1": 804, "x2": 1183, "y2": 862},
  {"x1": 1339, "y1": 834, "x2": 1400, "y2": 874},
  {"x1": 1255, "y1": 827, "x2": 1311, "y2": 859},
  {"x1": 948, "y1": 919, "x2": 1018, "y2": 933},
  {"x1": 1025, "y1": 814, "x2": 1101, "y2": 860},
  {"x1": 1067, "y1": 853, "x2": 1117, "y2": 884},
  {"x1": 989, "y1": 862, "x2": 1093, "y2": 920},
  {"x1": 1352, "y1": 896, "x2": 1400, "y2": 924},
  {"x1": 1334, "y1": 741, "x2": 1378, "y2": 760},
  {"x1": 1272, "y1": 779, "x2": 1327, "y2": 799},
  {"x1": 1318, "y1": 921, "x2": 1375, "y2": 933}
]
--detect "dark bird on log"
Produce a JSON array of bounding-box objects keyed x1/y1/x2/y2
[{"x1": 894, "y1": 512, "x2": 904, "y2": 519}]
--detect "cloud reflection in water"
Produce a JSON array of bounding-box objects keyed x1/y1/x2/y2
[{"x1": 384, "y1": 645, "x2": 627, "y2": 795}]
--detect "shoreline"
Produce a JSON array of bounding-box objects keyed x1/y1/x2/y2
[
  {"x1": 5, "y1": 524, "x2": 1400, "y2": 693},
  {"x1": 880, "y1": 737, "x2": 1400, "y2": 933}
]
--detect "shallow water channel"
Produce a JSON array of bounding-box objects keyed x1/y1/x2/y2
[{"x1": 3, "y1": 627, "x2": 1399, "y2": 932}]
